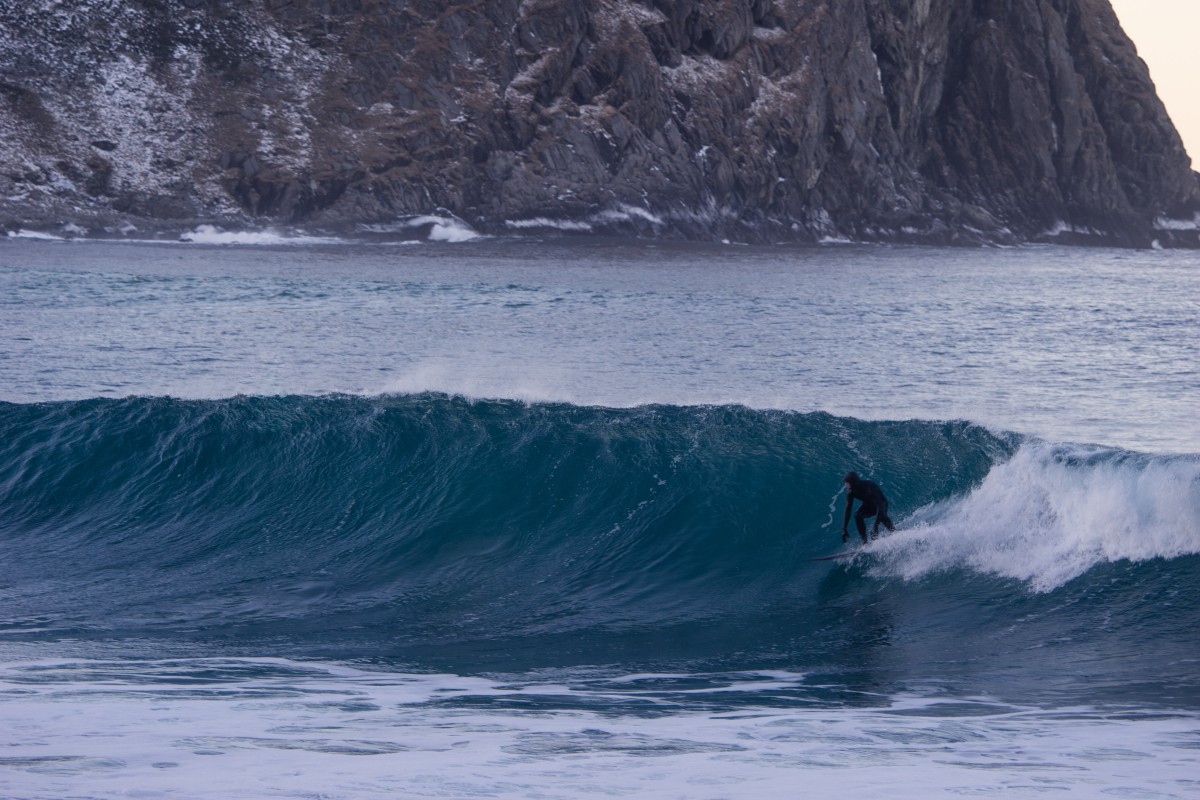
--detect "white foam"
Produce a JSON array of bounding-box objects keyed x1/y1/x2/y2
[
  {"x1": 1154, "y1": 214, "x2": 1199, "y2": 231},
  {"x1": 9, "y1": 229, "x2": 65, "y2": 240},
  {"x1": 179, "y1": 225, "x2": 342, "y2": 245},
  {"x1": 505, "y1": 217, "x2": 595, "y2": 232},
  {"x1": 1041, "y1": 220, "x2": 1104, "y2": 238},
  {"x1": 404, "y1": 215, "x2": 484, "y2": 242},
  {"x1": 869, "y1": 442, "x2": 1200, "y2": 591},
  {"x1": 506, "y1": 205, "x2": 673, "y2": 233},
  {"x1": 593, "y1": 203, "x2": 666, "y2": 227},
  {"x1": 0, "y1": 658, "x2": 1195, "y2": 800}
]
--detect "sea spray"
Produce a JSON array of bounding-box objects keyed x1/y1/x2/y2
[{"x1": 869, "y1": 442, "x2": 1200, "y2": 591}]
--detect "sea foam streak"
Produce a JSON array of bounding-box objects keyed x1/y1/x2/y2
[
  {"x1": 1, "y1": 658, "x2": 1197, "y2": 800},
  {"x1": 178, "y1": 225, "x2": 344, "y2": 245}
]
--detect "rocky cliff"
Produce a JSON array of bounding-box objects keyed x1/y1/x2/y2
[{"x1": 1, "y1": 0, "x2": 1197, "y2": 245}]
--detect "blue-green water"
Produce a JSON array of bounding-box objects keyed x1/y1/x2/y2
[{"x1": 1, "y1": 237, "x2": 1198, "y2": 798}]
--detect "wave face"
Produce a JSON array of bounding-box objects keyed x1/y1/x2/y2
[{"x1": 2, "y1": 395, "x2": 1198, "y2": 695}]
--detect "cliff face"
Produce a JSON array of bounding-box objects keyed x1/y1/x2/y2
[{"x1": 1, "y1": 0, "x2": 1197, "y2": 244}]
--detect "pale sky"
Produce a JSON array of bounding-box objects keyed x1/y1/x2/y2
[{"x1": 1109, "y1": 0, "x2": 1198, "y2": 168}]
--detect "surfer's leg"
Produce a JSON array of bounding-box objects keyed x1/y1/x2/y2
[
  {"x1": 878, "y1": 512, "x2": 896, "y2": 532},
  {"x1": 854, "y1": 507, "x2": 870, "y2": 543}
]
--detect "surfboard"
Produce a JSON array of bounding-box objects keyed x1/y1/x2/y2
[{"x1": 810, "y1": 528, "x2": 900, "y2": 562}]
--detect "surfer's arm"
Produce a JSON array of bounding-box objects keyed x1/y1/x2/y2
[{"x1": 841, "y1": 497, "x2": 852, "y2": 533}]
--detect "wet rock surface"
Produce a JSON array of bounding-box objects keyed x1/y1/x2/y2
[{"x1": 1, "y1": 0, "x2": 1196, "y2": 245}]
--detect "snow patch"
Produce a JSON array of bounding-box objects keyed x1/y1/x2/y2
[
  {"x1": 592, "y1": 0, "x2": 666, "y2": 38},
  {"x1": 665, "y1": 54, "x2": 732, "y2": 92}
]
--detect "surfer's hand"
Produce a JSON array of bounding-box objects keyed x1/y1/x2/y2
[{"x1": 841, "y1": 531, "x2": 848, "y2": 544}]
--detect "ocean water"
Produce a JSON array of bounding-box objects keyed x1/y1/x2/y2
[{"x1": 1, "y1": 235, "x2": 1198, "y2": 799}]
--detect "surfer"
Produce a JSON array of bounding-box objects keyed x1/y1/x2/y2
[{"x1": 841, "y1": 471, "x2": 895, "y2": 544}]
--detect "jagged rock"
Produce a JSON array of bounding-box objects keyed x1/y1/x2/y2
[{"x1": 0, "y1": 0, "x2": 1196, "y2": 245}]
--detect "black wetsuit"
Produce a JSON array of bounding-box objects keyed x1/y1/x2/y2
[{"x1": 843, "y1": 478, "x2": 896, "y2": 543}]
